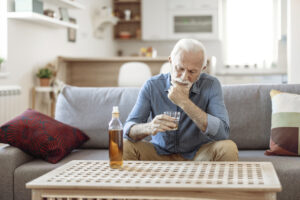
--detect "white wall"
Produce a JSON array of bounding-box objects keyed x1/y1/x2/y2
[
  {"x1": 0, "y1": 0, "x2": 7, "y2": 59},
  {"x1": 287, "y1": 0, "x2": 300, "y2": 83},
  {"x1": 0, "y1": 0, "x2": 115, "y2": 114}
]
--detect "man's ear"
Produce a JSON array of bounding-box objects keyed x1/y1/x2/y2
[
  {"x1": 168, "y1": 56, "x2": 172, "y2": 64},
  {"x1": 202, "y1": 65, "x2": 207, "y2": 71}
]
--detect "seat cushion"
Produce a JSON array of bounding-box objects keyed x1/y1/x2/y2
[
  {"x1": 14, "y1": 149, "x2": 108, "y2": 200},
  {"x1": 239, "y1": 150, "x2": 300, "y2": 200}
]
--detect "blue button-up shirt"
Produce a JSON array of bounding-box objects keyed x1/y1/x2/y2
[{"x1": 124, "y1": 73, "x2": 230, "y2": 160}]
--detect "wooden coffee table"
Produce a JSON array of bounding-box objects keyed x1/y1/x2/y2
[{"x1": 26, "y1": 160, "x2": 281, "y2": 200}]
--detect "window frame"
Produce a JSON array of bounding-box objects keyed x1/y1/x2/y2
[{"x1": 222, "y1": 0, "x2": 281, "y2": 69}]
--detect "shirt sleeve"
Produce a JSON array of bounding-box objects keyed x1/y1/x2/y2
[
  {"x1": 123, "y1": 81, "x2": 152, "y2": 141},
  {"x1": 202, "y1": 78, "x2": 230, "y2": 140}
]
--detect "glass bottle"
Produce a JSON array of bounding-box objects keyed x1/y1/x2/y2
[{"x1": 108, "y1": 106, "x2": 123, "y2": 168}]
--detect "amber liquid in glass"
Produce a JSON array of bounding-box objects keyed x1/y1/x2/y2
[{"x1": 109, "y1": 129, "x2": 123, "y2": 168}]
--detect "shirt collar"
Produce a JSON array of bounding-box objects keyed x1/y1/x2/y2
[
  {"x1": 164, "y1": 73, "x2": 201, "y2": 94},
  {"x1": 164, "y1": 73, "x2": 172, "y2": 92}
]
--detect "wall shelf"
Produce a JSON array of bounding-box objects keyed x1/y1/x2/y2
[
  {"x1": 113, "y1": 0, "x2": 141, "y2": 40},
  {"x1": 7, "y1": 12, "x2": 79, "y2": 29},
  {"x1": 42, "y1": 0, "x2": 85, "y2": 9}
]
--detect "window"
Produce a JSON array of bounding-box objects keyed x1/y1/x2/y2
[
  {"x1": 224, "y1": 0, "x2": 280, "y2": 69},
  {"x1": 0, "y1": 0, "x2": 7, "y2": 60}
]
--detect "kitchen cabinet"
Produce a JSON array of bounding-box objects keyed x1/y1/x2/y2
[
  {"x1": 141, "y1": 0, "x2": 221, "y2": 41},
  {"x1": 57, "y1": 56, "x2": 168, "y2": 87},
  {"x1": 142, "y1": 0, "x2": 168, "y2": 40},
  {"x1": 167, "y1": 0, "x2": 221, "y2": 40},
  {"x1": 113, "y1": 0, "x2": 142, "y2": 40}
]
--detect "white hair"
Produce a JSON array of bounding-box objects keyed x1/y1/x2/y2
[{"x1": 170, "y1": 38, "x2": 207, "y2": 67}]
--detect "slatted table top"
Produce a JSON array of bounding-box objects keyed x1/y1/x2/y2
[{"x1": 26, "y1": 160, "x2": 282, "y2": 192}]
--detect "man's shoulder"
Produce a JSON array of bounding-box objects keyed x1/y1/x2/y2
[
  {"x1": 141, "y1": 73, "x2": 169, "y2": 93},
  {"x1": 146, "y1": 73, "x2": 169, "y2": 86},
  {"x1": 149, "y1": 73, "x2": 168, "y2": 81},
  {"x1": 198, "y1": 73, "x2": 220, "y2": 86}
]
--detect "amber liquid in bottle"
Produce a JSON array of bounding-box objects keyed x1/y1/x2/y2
[
  {"x1": 108, "y1": 106, "x2": 123, "y2": 169},
  {"x1": 109, "y1": 129, "x2": 123, "y2": 168}
]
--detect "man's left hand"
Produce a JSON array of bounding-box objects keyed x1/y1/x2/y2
[{"x1": 168, "y1": 82, "x2": 191, "y2": 107}]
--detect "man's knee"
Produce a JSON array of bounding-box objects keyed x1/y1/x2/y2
[
  {"x1": 123, "y1": 139, "x2": 138, "y2": 160},
  {"x1": 123, "y1": 139, "x2": 133, "y2": 150},
  {"x1": 220, "y1": 140, "x2": 238, "y2": 151},
  {"x1": 214, "y1": 140, "x2": 239, "y2": 161}
]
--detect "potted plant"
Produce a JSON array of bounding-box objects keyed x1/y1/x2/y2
[{"x1": 36, "y1": 68, "x2": 53, "y2": 86}]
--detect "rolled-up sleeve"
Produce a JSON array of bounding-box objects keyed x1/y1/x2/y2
[
  {"x1": 123, "y1": 81, "x2": 152, "y2": 141},
  {"x1": 203, "y1": 79, "x2": 230, "y2": 140}
]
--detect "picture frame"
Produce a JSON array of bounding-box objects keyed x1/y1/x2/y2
[
  {"x1": 59, "y1": 7, "x2": 69, "y2": 21},
  {"x1": 68, "y1": 18, "x2": 77, "y2": 42}
]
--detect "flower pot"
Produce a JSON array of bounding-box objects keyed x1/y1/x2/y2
[{"x1": 39, "y1": 78, "x2": 50, "y2": 86}]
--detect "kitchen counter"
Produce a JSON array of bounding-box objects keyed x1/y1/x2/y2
[
  {"x1": 57, "y1": 56, "x2": 168, "y2": 87},
  {"x1": 58, "y1": 56, "x2": 169, "y2": 62}
]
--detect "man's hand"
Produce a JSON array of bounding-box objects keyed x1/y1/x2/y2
[
  {"x1": 128, "y1": 114, "x2": 177, "y2": 141},
  {"x1": 145, "y1": 114, "x2": 177, "y2": 135},
  {"x1": 168, "y1": 81, "x2": 192, "y2": 107}
]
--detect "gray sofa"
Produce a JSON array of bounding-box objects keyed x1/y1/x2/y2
[{"x1": 1, "y1": 83, "x2": 300, "y2": 200}]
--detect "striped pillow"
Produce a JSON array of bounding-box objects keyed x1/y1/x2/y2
[{"x1": 265, "y1": 89, "x2": 300, "y2": 156}]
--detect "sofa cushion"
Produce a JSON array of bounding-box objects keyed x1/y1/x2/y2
[
  {"x1": 55, "y1": 86, "x2": 140, "y2": 148},
  {"x1": 265, "y1": 90, "x2": 300, "y2": 156},
  {"x1": 14, "y1": 149, "x2": 108, "y2": 200},
  {"x1": 0, "y1": 109, "x2": 89, "y2": 163},
  {"x1": 223, "y1": 84, "x2": 300, "y2": 150},
  {"x1": 239, "y1": 150, "x2": 300, "y2": 200}
]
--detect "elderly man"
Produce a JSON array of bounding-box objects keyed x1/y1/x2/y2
[{"x1": 123, "y1": 38, "x2": 238, "y2": 161}]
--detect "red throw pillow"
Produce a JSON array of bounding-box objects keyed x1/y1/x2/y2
[{"x1": 0, "y1": 109, "x2": 89, "y2": 163}]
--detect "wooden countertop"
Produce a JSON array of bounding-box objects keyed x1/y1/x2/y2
[{"x1": 58, "y1": 56, "x2": 169, "y2": 62}]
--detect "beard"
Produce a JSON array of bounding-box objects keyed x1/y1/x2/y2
[{"x1": 171, "y1": 77, "x2": 193, "y2": 88}]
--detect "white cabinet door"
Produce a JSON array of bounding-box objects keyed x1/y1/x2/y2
[
  {"x1": 142, "y1": 0, "x2": 168, "y2": 40},
  {"x1": 168, "y1": 0, "x2": 193, "y2": 10}
]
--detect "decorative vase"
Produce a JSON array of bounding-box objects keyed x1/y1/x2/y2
[{"x1": 39, "y1": 78, "x2": 50, "y2": 86}]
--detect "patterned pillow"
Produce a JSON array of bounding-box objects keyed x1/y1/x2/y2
[
  {"x1": 0, "y1": 109, "x2": 89, "y2": 163},
  {"x1": 265, "y1": 90, "x2": 300, "y2": 156}
]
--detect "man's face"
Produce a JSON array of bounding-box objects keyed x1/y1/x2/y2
[{"x1": 169, "y1": 50, "x2": 204, "y2": 86}]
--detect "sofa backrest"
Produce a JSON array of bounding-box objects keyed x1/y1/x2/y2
[
  {"x1": 223, "y1": 84, "x2": 300, "y2": 150},
  {"x1": 56, "y1": 84, "x2": 300, "y2": 150},
  {"x1": 55, "y1": 86, "x2": 140, "y2": 148}
]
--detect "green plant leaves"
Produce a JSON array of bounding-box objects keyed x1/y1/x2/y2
[{"x1": 36, "y1": 68, "x2": 53, "y2": 78}]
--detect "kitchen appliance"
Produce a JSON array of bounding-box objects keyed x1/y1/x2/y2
[{"x1": 167, "y1": 0, "x2": 221, "y2": 40}]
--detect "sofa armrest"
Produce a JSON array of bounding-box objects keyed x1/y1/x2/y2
[{"x1": 0, "y1": 145, "x2": 33, "y2": 200}]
